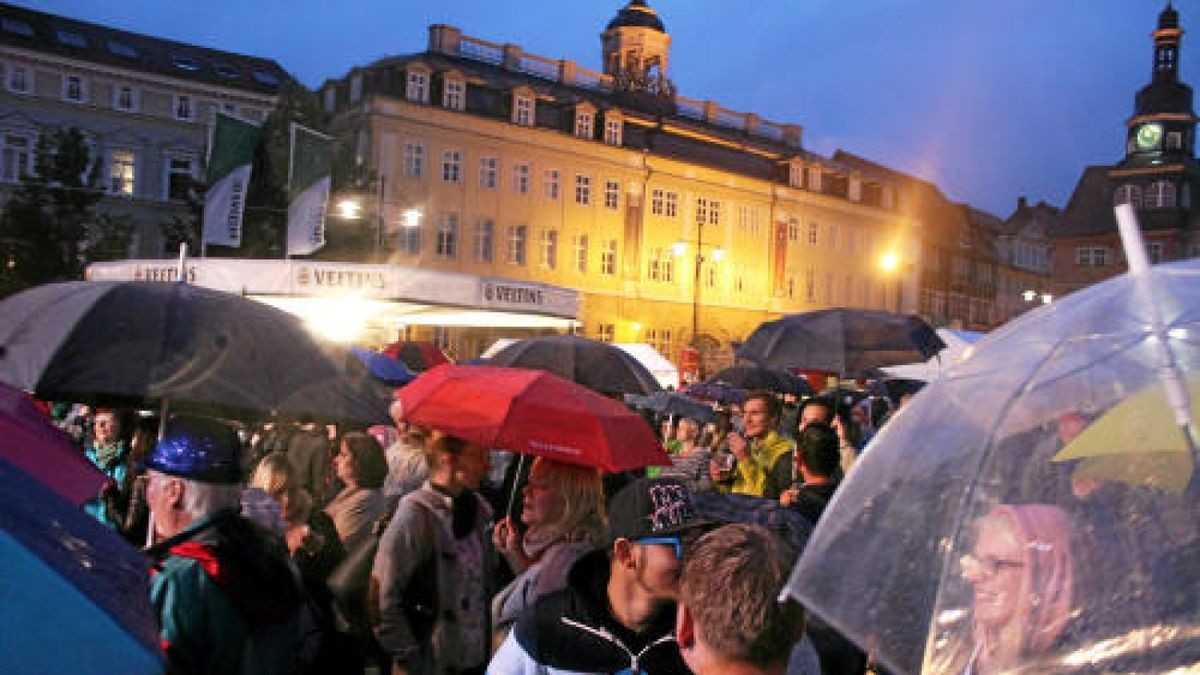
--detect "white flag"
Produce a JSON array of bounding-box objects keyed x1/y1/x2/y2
[
  {"x1": 286, "y1": 123, "x2": 334, "y2": 256},
  {"x1": 201, "y1": 113, "x2": 260, "y2": 248}
]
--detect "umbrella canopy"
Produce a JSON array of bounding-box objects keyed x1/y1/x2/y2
[
  {"x1": 383, "y1": 340, "x2": 450, "y2": 372},
  {"x1": 628, "y1": 390, "x2": 715, "y2": 424},
  {"x1": 486, "y1": 334, "x2": 663, "y2": 396},
  {"x1": 397, "y1": 364, "x2": 670, "y2": 473},
  {"x1": 684, "y1": 381, "x2": 748, "y2": 405},
  {"x1": 782, "y1": 259, "x2": 1200, "y2": 674},
  {"x1": 0, "y1": 281, "x2": 392, "y2": 425},
  {"x1": 735, "y1": 308, "x2": 945, "y2": 378},
  {"x1": 0, "y1": 458, "x2": 161, "y2": 674},
  {"x1": 0, "y1": 382, "x2": 106, "y2": 506},
  {"x1": 351, "y1": 345, "x2": 417, "y2": 387},
  {"x1": 706, "y1": 365, "x2": 815, "y2": 397}
]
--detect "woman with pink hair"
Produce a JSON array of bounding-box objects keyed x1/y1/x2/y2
[{"x1": 958, "y1": 503, "x2": 1076, "y2": 674}]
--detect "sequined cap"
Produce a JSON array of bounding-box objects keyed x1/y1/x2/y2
[{"x1": 144, "y1": 416, "x2": 242, "y2": 484}]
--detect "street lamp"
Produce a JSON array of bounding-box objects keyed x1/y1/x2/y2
[
  {"x1": 1022, "y1": 289, "x2": 1053, "y2": 305},
  {"x1": 879, "y1": 249, "x2": 910, "y2": 313},
  {"x1": 673, "y1": 223, "x2": 725, "y2": 366}
]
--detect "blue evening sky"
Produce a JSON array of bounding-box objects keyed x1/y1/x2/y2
[{"x1": 22, "y1": 0, "x2": 1191, "y2": 218}]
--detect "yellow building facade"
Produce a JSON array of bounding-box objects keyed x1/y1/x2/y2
[{"x1": 322, "y1": 2, "x2": 913, "y2": 375}]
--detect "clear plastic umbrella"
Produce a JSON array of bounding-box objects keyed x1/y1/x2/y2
[{"x1": 782, "y1": 213, "x2": 1200, "y2": 674}]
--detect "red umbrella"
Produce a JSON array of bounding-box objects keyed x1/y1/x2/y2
[
  {"x1": 397, "y1": 364, "x2": 670, "y2": 473},
  {"x1": 0, "y1": 383, "x2": 107, "y2": 505},
  {"x1": 383, "y1": 341, "x2": 450, "y2": 372}
]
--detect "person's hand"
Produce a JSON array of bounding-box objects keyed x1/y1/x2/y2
[
  {"x1": 831, "y1": 415, "x2": 848, "y2": 444},
  {"x1": 728, "y1": 431, "x2": 750, "y2": 462},
  {"x1": 779, "y1": 488, "x2": 799, "y2": 507},
  {"x1": 708, "y1": 459, "x2": 728, "y2": 483},
  {"x1": 493, "y1": 517, "x2": 531, "y2": 572}
]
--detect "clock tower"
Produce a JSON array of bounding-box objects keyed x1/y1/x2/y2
[{"x1": 1121, "y1": 2, "x2": 1197, "y2": 166}]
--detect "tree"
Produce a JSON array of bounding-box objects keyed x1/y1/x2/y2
[{"x1": 0, "y1": 127, "x2": 102, "y2": 296}]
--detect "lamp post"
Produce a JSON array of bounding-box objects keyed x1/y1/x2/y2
[
  {"x1": 879, "y1": 249, "x2": 909, "y2": 313},
  {"x1": 674, "y1": 223, "x2": 724, "y2": 380}
]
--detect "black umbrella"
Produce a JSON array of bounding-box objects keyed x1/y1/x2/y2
[
  {"x1": 628, "y1": 390, "x2": 715, "y2": 424},
  {"x1": 707, "y1": 365, "x2": 814, "y2": 397},
  {"x1": 0, "y1": 281, "x2": 392, "y2": 425},
  {"x1": 486, "y1": 335, "x2": 662, "y2": 396},
  {"x1": 735, "y1": 308, "x2": 945, "y2": 378}
]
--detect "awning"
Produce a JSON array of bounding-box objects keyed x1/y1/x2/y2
[{"x1": 86, "y1": 259, "x2": 580, "y2": 342}]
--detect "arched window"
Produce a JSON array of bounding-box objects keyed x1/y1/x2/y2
[
  {"x1": 1145, "y1": 180, "x2": 1176, "y2": 208},
  {"x1": 1113, "y1": 184, "x2": 1142, "y2": 207}
]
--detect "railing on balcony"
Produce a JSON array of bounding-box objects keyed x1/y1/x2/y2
[{"x1": 458, "y1": 36, "x2": 502, "y2": 65}]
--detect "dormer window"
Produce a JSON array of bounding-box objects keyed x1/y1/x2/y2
[
  {"x1": 1, "y1": 18, "x2": 33, "y2": 37},
  {"x1": 171, "y1": 55, "x2": 201, "y2": 72},
  {"x1": 213, "y1": 64, "x2": 240, "y2": 79},
  {"x1": 604, "y1": 117, "x2": 622, "y2": 146},
  {"x1": 108, "y1": 40, "x2": 137, "y2": 58},
  {"x1": 787, "y1": 161, "x2": 804, "y2": 188},
  {"x1": 406, "y1": 68, "x2": 429, "y2": 103},
  {"x1": 323, "y1": 86, "x2": 336, "y2": 112},
  {"x1": 512, "y1": 90, "x2": 535, "y2": 127},
  {"x1": 1113, "y1": 184, "x2": 1142, "y2": 207},
  {"x1": 443, "y1": 76, "x2": 464, "y2": 111},
  {"x1": 56, "y1": 30, "x2": 88, "y2": 48},
  {"x1": 575, "y1": 111, "x2": 594, "y2": 140},
  {"x1": 1146, "y1": 180, "x2": 1176, "y2": 208},
  {"x1": 252, "y1": 70, "x2": 280, "y2": 86},
  {"x1": 349, "y1": 73, "x2": 362, "y2": 103}
]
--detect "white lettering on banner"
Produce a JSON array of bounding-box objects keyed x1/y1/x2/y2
[
  {"x1": 526, "y1": 439, "x2": 582, "y2": 456},
  {"x1": 645, "y1": 483, "x2": 697, "y2": 532},
  {"x1": 133, "y1": 265, "x2": 197, "y2": 283},
  {"x1": 226, "y1": 179, "x2": 244, "y2": 239},
  {"x1": 482, "y1": 282, "x2": 545, "y2": 307},
  {"x1": 295, "y1": 266, "x2": 387, "y2": 290}
]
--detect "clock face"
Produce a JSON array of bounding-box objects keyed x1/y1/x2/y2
[{"x1": 1135, "y1": 123, "x2": 1164, "y2": 151}]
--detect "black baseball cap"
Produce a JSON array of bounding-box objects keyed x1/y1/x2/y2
[{"x1": 606, "y1": 477, "x2": 711, "y2": 543}]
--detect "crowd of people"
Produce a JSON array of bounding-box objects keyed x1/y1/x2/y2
[{"x1": 49, "y1": 376, "x2": 1177, "y2": 675}]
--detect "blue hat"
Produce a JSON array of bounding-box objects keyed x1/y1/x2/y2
[{"x1": 143, "y1": 417, "x2": 243, "y2": 484}]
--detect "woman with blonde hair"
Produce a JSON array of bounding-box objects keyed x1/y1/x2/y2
[
  {"x1": 957, "y1": 503, "x2": 1075, "y2": 674},
  {"x1": 248, "y1": 452, "x2": 345, "y2": 583},
  {"x1": 490, "y1": 457, "x2": 606, "y2": 645}
]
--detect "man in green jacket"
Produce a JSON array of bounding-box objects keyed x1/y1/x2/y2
[{"x1": 725, "y1": 392, "x2": 794, "y2": 497}]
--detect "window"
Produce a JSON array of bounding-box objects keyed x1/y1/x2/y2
[
  {"x1": 705, "y1": 262, "x2": 718, "y2": 289},
  {"x1": 513, "y1": 162, "x2": 530, "y2": 195},
  {"x1": 213, "y1": 64, "x2": 239, "y2": 79},
  {"x1": 648, "y1": 248, "x2": 675, "y2": 283},
  {"x1": 1167, "y1": 131, "x2": 1182, "y2": 150},
  {"x1": 539, "y1": 229, "x2": 558, "y2": 269},
  {"x1": 604, "y1": 119, "x2": 622, "y2": 146},
  {"x1": 737, "y1": 204, "x2": 757, "y2": 234},
  {"x1": 401, "y1": 226, "x2": 421, "y2": 255},
  {"x1": 1148, "y1": 242, "x2": 1165, "y2": 264},
  {"x1": 107, "y1": 40, "x2": 137, "y2": 58},
  {"x1": 573, "y1": 234, "x2": 588, "y2": 273},
  {"x1": 664, "y1": 191, "x2": 678, "y2": 218},
  {"x1": 253, "y1": 70, "x2": 280, "y2": 86},
  {"x1": 601, "y1": 239, "x2": 617, "y2": 276},
  {"x1": 406, "y1": 71, "x2": 428, "y2": 103},
  {"x1": 56, "y1": 30, "x2": 87, "y2": 48},
  {"x1": 651, "y1": 189, "x2": 665, "y2": 216},
  {"x1": 544, "y1": 169, "x2": 560, "y2": 200},
  {"x1": 63, "y1": 74, "x2": 86, "y2": 103},
  {"x1": 436, "y1": 212, "x2": 458, "y2": 258},
  {"x1": 324, "y1": 87, "x2": 337, "y2": 112},
  {"x1": 596, "y1": 323, "x2": 615, "y2": 343},
  {"x1": 826, "y1": 223, "x2": 837, "y2": 248},
  {"x1": 441, "y1": 149, "x2": 461, "y2": 183},
  {"x1": 1, "y1": 18, "x2": 33, "y2": 37},
  {"x1": 646, "y1": 329, "x2": 672, "y2": 357},
  {"x1": 708, "y1": 200, "x2": 722, "y2": 226},
  {"x1": 443, "y1": 79, "x2": 464, "y2": 111},
  {"x1": 113, "y1": 84, "x2": 137, "y2": 112},
  {"x1": 1146, "y1": 180, "x2": 1176, "y2": 208},
  {"x1": 575, "y1": 112, "x2": 594, "y2": 139},
  {"x1": 507, "y1": 225, "x2": 528, "y2": 265},
  {"x1": 804, "y1": 268, "x2": 815, "y2": 301},
  {"x1": 478, "y1": 156, "x2": 498, "y2": 189},
  {"x1": 824, "y1": 272, "x2": 834, "y2": 303},
  {"x1": 514, "y1": 95, "x2": 534, "y2": 126},
  {"x1": 604, "y1": 180, "x2": 620, "y2": 210},
  {"x1": 403, "y1": 141, "x2": 424, "y2": 178},
  {"x1": 108, "y1": 149, "x2": 136, "y2": 196},
  {"x1": 7, "y1": 63, "x2": 29, "y2": 93},
  {"x1": 474, "y1": 219, "x2": 494, "y2": 262},
  {"x1": 171, "y1": 55, "x2": 200, "y2": 72},
  {"x1": 807, "y1": 222, "x2": 818, "y2": 245},
  {"x1": 1075, "y1": 246, "x2": 1111, "y2": 267},
  {"x1": 174, "y1": 94, "x2": 193, "y2": 121},
  {"x1": 164, "y1": 155, "x2": 197, "y2": 201},
  {"x1": 574, "y1": 174, "x2": 591, "y2": 205},
  {"x1": 696, "y1": 198, "x2": 709, "y2": 225},
  {"x1": 1, "y1": 133, "x2": 33, "y2": 184},
  {"x1": 349, "y1": 73, "x2": 362, "y2": 103},
  {"x1": 1113, "y1": 184, "x2": 1142, "y2": 207}
]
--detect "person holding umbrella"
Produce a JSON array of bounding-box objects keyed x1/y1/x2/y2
[
  {"x1": 143, "y1": 416, "x2": 302, "y2": 675},
  {"x1": 490, "y1": 457, "x2": 605, "y2": 647},
  {"x1": 371, "y1": 431, "x2": 493, "y2": 674}
]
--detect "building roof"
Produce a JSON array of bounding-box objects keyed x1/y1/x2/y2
[
  {"x1": 605, "y1": 1, "x2": 666, "y2": 33},
  {"x1": 1057, "y1": 165, "x2": 1200, "y2": 237},
  {"x1": 0, "y1": 1, "x2": 289, "y2": 96}
]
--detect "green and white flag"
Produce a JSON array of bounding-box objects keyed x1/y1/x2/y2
[
  {"x1": 201, "y1": 113, "x2": 261, "y2": 248},
  {"x1": 287, "y1": 123, "x2": 334, "y2": 256}
]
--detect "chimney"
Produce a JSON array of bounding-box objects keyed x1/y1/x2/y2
[{"x1": 1017, "y1": 196, "x2": 1028, "y2": 211}]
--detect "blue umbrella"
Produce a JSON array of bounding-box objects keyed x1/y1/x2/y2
[
  {"x1": 0, "y1": 458, "x2": 161, "y2": 674},
  {"x1": 351, "y1": 345, "x2": 417, "y2": 386},
  {"x1": 630, "y1": 390, "x2": 715, "y2": 424}
]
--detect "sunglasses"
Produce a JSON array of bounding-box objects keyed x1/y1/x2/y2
[{"x1": 636, "y1": 536, "x2": 687, "y2": 559}]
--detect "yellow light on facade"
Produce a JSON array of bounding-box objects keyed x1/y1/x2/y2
[
  {"x1": 671, "y1": 242, "x2": 688, "y2": 257},
  {"x1": 402, "y1": 209, "x2": 422, "y2": 228},
  {"x1": 711, "y1": 248, "x2": 726, "y2": 262},
  {"x1": 337, "y1": 198, "x2": 362, "y2": 220},
  {"x1": 1041, "y1": 293, "x2": 1053, "y2": 305},
  {"x1": 879, "y1": 250, "x2": 901, "y2": 273},
  {"x1": 1022, "y1": 289, "x2": 1037, "y2": 302}
]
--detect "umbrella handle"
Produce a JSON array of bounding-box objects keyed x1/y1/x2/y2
[{"x1": 505, "y1": 454, "x2": 527, "y2": 522}]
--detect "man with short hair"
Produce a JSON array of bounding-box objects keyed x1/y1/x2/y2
[
  {"x1": 144, "y1": 416, "x2": 301, "y2": 675},
  {"x1": 675, "y1": 524, "x2": 805, "y2": 674},
  {"x1": 489, "y1": 476, "x2": 707, "y2": 674},
  {"x1": 778, "y1": 423, "x2": 842, "y2": 524},
  {"x1": 714, "y1": 392, "x2": 795, "y2": 498}
]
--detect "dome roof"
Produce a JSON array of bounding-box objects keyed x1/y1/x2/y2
[{"x1": 606, "y1": 1, "x2": 666, "y2": 33}]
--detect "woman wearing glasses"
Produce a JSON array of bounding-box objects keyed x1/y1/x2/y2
[{"x1": 956, "y1": 503, "x2": 1075, "y2": 674}]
